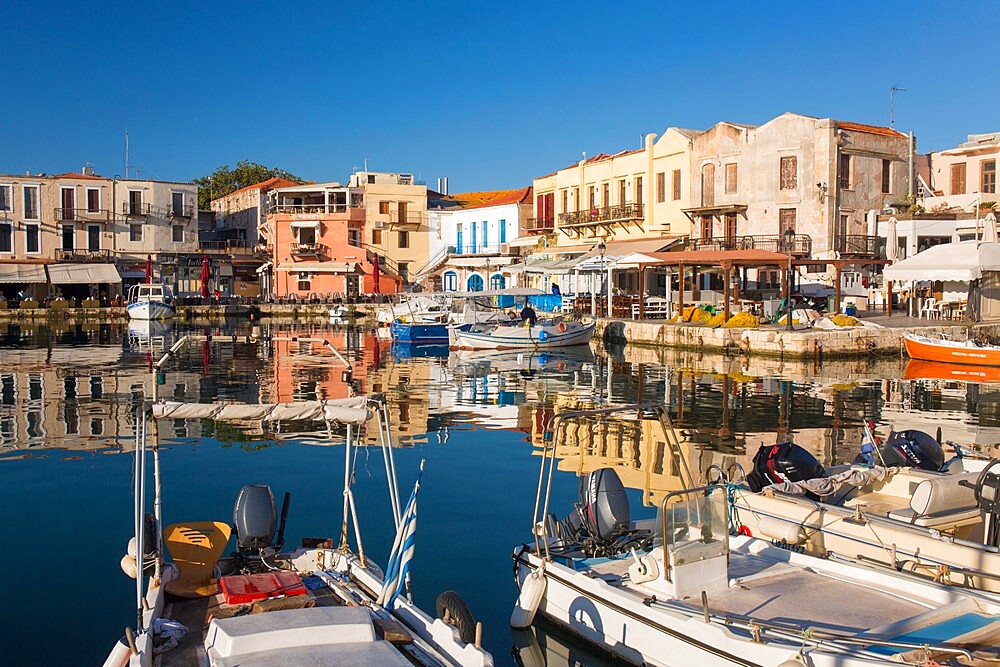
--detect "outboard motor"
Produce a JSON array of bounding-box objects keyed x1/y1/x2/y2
[
  {"x1": 579, "y1": 468, "x2": 630, "y2": 543},
  {"x1": 233, "y1": 484, "x2": 277, "y2": 552},
  {"x1": 864, "y1": 430, "x2": 945, "y2": 471},
  {"x1": 746, "y1": 442, "x2": 827, "y2": 493}
]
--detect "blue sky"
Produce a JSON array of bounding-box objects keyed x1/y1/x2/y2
[{"x1": 3, "y1": 1, "x2": 997, "y2": 192}]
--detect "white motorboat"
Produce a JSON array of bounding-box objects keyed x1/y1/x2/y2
[
  {"x1": 511, "y1": 406, "x2": 1000, "y2": 667},
  {"x1": 103, "y1": 335, "x2": 492, "y2": 667},
  {"x1": 728, "y1": 428, "x2": 1000, "y2": 594},
  {"x1": 126, "y1": 283, "x2": 176, "y2": 320},
  {"x1": 450, "y1": 319, "x2": 595, "y2": 350}
]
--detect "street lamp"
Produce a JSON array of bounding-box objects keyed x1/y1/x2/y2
[{"x1": 783, "y1": 228, "x2": 795, "y2": 331}]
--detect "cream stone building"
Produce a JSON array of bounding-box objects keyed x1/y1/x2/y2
[{"x1": 349, "y1": 171, "x2": 428, "y2": 284}]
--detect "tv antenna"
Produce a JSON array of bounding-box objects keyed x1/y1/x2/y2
[{"x1": 890, "y1": 85, "x2": 907, "y2": 129}]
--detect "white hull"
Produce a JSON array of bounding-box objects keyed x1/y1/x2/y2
[
  {"x1": 127, "y1": 301, "x2": 176, "y2": 320},
  {"x1": 514, "y1": 539, "x2": 1000, "y2": 667},
  {"x1": 451, "y1": 321, "x2": 595, "y2": 350}
]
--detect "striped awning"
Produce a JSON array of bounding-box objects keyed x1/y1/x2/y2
[
  {"x1": 0, "y1": 263, "x2": 48, "y2": 283},
  {"x1": 47, "y1": 263, "x2": 122, "y2": 284}
]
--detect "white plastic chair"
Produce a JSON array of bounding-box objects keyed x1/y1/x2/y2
[{"x1": 919, "y1": 297, "x2": 938, "y2": 319}]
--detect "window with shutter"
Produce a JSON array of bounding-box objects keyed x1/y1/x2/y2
[
  {"x1": 779, "y1": 156, "x2": 797, "y2": 190},
  {"x1": 951, "y1": 163, "x2": 967, "y2": 195}
]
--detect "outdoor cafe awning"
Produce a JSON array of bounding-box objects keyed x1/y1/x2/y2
[
  {"x1": 642, "y1": 249, "x2": 791, "y2": 267},
  {"x1": 574, "y1": 237, "x2": 685, "y2": 271},
  {"x1": 0, "y1": 263, "x2": 48, "y2": 283},
  {"x1": 47, "y1": 263, "x2": 122, "y2": 284}
]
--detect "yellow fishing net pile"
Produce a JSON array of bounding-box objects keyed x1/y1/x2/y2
[
  {"x1": 828, "y1": 314, "x2": 862, "y2": 327},
  {"x1": 722, "y1": 312, "x2": 760, "y2": 328},
  {"x1": 671, "y1": 305, "x2": 713, "y2": 323},
  {"x1": 706, "y1": 312, "x2": 727, "y2": 327}
]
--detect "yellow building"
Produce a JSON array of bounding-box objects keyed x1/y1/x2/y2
[{"x1": 349, "y1": 171, "x2": 428, "y2": 285}]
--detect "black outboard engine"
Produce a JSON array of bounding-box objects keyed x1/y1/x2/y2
[
  {"x1": 579, "y1": 468, "x2": 630, "y2": 542},
  {"x1": 233, "y1": 484, "x2": 277, "y2": 552},
  {"x1": 746, "y1": 442, "x2": 827, "y2": 493},
  {"x1": 869, "y1": 430, "x2": 945, "y2": 471}
]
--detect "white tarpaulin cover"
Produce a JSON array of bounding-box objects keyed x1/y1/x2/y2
[
  {"x1": 47, "y1": 263, "x2": 122, "y2": 284},
  {"x1": 883, "y1": 240, "x2": 1000, "y2": 283},
  {"x1": 152, "y1": 397, "x2": 370, "y2": 425},
  {"x1": 0, "y1": 263, "x2": 47, "y2": 283}
]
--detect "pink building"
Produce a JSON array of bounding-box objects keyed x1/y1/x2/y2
[{"x1": 268, "y1": 183, "x2": 400, "y2": 299}]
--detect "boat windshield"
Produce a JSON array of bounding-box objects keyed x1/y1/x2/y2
[{"x1": 659, "y1": 486, "x2": 729, "y2": 568}]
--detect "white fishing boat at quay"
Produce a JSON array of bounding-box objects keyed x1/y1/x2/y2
[
  {"x1": 511, "y1": 405, "x2": 1000, "y2": 667},
  {"x1": 103, "y1": 335, "x2": 492, "y2": 667},
  {"x1": 126, "y1": 283, "x2": 176, "y2": 321}
]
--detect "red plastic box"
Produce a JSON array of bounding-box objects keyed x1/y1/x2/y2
[{"x1": 219, "y1": 571, "x2": 308, "y2": 605}]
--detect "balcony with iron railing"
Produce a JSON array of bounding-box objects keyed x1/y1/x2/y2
[
  {"x1": 834, "y1": 235, "x2": 883, "y2": 258},
  {"x1": 290, "y1": 242, "x2": 327, "y2": 258},
  {"x1": 53, "y1": 248, "x2": 115, "y2": 261},
  {"x1": 559, "y1": 202, "x2": 644, "y2": 228},
  {"x1": 688, "y1": 233, "x2": 813, "y2": 256},
  {"x1": 525, "y1": 217, "x2": 555, "y2": 234},
  {"x1": 269, "y1": 202, "x2": 365, "y2": 215},
  {"x1": 54, "y1": 208, "x2": 114, "y2": 222},
  {"x1": 169, "y1": 203, "x2": 196, "y2": 218},
  {"x1": 198, "y1": 240, "x2": 259, "y2": 255},
  {"x1": 122, "y1": 202, "x2": 153, "y2": 217}
]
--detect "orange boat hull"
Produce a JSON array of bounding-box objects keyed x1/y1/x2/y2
[
  {"x1": 903, "y1": 359, "x2": 1000, "y2": 383},
  {"x1": 903, "y1": 335, "x2": 1000, "y2": 367}
]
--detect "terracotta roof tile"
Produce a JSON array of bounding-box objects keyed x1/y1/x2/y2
[
  {"x1": 446, "y1": 186, "x2": 533, "y2": 210},
  {"x1": 53, "y1": 172, "x2": 106, "y2": 180},
  {"x1": 836, "y1": 121, "x2": 906, "y2": 139},
  {"x1": 219, "y1": 177, "x2": 301, "y2": 200}
]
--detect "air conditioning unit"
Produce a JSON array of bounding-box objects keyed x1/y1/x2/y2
[
  {"x1": 372, "y1": 220, "x2": 385, "y2": 229},
  {"x1": 499, "y1": 243, "x2": 510, "y2": 255}
]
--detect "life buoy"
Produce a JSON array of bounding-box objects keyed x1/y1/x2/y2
[
  {"x1": 556, "y1": 322, "x2": 568, "y2": 333},
  {"x1": 435, "y1": 590, "x2": 477, "y2": 644}
]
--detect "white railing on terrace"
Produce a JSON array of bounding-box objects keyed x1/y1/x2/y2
[{"x1": 413, "y1": 245, "x2": 453, "y2": 278}]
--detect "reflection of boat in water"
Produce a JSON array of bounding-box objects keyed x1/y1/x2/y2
[
  {"x1": 103, "y1": 336, "x2": 492, "y2": 667},
  {"x1": 450, "y1": 319, "x2": 595, "y2": 350},
  {"x1": 126, "y1": 283, "x2": 176, "y2": 320},
  {"x1": 512, "y1": 405, "x2": 1000, "y2": 666},
  {"x1": 449, "y1": 347, "x2": 594, "y2": 376},
  {"x1": 126, "y1": 319, "x2": 174, "y2": 348},
  {"x1": 904, "y1": 333, "x2": 1000, "y2": 367},
  {"x1": 392, "y1": 341, "x2": 450, "y2": 360},
  {"x1": 904, "y1": 358, "x2": 1000, "y2": 384}
]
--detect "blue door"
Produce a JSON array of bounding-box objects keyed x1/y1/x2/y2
[
  {"x1": 467, "y1": 274, "x2": 484, "y2": 291},
  {"x1": 489, "y1": 273, "x2": 504, "y2": 290},
  {"x1": 471, "y1": 222, "x2": 477, "y2": 253},
  {"x1": 456, "y1": 226, "x2": 463, "y2": 254}
]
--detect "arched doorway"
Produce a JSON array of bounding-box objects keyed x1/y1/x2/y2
[
  {"x1": 467, "y1": 273, "x2": 484, "y2": 292},
  {"x1": 489, "y1": 273, "x2": 505, "y2": 290}
]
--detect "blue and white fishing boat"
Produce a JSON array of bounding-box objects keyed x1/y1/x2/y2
[
  {"x1": 450, "y1": 319, "x2": 595, "y2": 350},
  {"x1": 388, "y1": 288, "x2": 542, "y2": 344},
  {"x1": 126, "y1": 283, "x2": 176, "y2": 320}
]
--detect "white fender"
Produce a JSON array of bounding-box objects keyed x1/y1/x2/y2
[{"x1": 510, "y1": 565, "x2": 546, "y2": 629}]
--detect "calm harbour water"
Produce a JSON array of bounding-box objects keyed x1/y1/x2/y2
[{"x1": 0, "y1": 319, "x2": 996, "y2": 666}]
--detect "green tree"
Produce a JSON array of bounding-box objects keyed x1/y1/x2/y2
[{"x1": 194, "y1": 160, "x2": 304, "y2": 209}]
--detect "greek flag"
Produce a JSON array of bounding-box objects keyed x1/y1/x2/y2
[{"x1": 377, "y1": 460, "x2": 424, "y2": 608}]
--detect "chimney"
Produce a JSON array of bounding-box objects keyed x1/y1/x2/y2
[
  {"x1": 437, "y1": 178, "x2": 442, "y2": 193},
  {"x1": 443, "y1": 177, "x2": 449, "y2": 195},
  {"x1": 82, "y1": 164, "x2": 95, "y2": 176}
]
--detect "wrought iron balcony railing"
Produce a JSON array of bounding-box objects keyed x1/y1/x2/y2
[
  {"x1": 169, "y1": 203, "x2": 195, "y2": 218},
  {"x1": 54, "y1": 208, "x2": 114, "y2": 222},
  {"x1": 559, "y1": 203, "x2": 644, "y2": 227},
  {"x1": 525, "y1": 217, "x2": 555, "y2": 233},
  {"x1": 689, "y1": 233, "x2": 813, "y2": 256},
  {"x1": 291, "y1": 242, "x2": 325, "y2": 257},
  {"x1": 834, "y1": 234, "x2": 883, "y2": 258},
  {"x1": 53, "y1": 248, "x2": 115, "y2": 261}
]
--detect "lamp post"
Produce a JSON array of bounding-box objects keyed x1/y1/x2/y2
[
  {"x1": 783, "y1": 228, "x2": 795, "y2": 331},
  {"x1": 485, "y1": 256, "x2": 491, "y2": 291},
  {"x1": 597, "y1": 240, "x2": 607, "y2": 317}
]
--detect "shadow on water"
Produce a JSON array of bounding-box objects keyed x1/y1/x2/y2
[{"x1": 0, "y1": 320, "x2": 997, "y2": 665}]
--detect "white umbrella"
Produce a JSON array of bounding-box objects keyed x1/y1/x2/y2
[
  {"x1": 885, "y1": 216, "x2": 899, "y2": 263},
  {"x1": 984, "y1": 212, "x2": 998, "y2": 245}
]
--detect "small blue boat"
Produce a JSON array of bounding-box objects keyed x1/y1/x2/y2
[{"x1": 390, "y1": 320, "x2": 450, "y2": 343}]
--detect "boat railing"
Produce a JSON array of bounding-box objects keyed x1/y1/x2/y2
[{"x1": 534, "y1": 403, "x2": 694, "y2": 560}]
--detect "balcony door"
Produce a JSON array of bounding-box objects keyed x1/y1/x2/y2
[
  {"x1": 61, "y1": 224, "x2": 75, "y2": 251},
  {"x1": 87, "y1": 225, "x2": 101, "y2": 252},
  {"x1": 61, "y1": 188, "x2": 75, "y2": 220},
  {"x1": 725, "y1": 213, "x2": 737, "y2": 247}
]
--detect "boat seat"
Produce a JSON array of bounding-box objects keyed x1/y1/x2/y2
[
  {"x1": 886, "y1": 471, "x2": 981, "y2": 528},
  {"x1": 163, "y1": 521, "x2": 232, "y2": 598}
]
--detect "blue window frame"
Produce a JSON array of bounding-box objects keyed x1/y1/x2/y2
[
  {"x1": 481, "y1": 221, "x2": 488, "y2": 251},
  {"x1": 467, "y1": 274, "x2": 484, "y2": 291},
  {"x1": 470, "y1": 221, "x2": 477, "y2": 253},
  {"x1": 489, "y1": 273, "x2": 504, "y2": 290},
  {"x1": 456, "y1": 225, "x2": 463, "y2": 254},
  {"x1": 443, "y1": 271, "x2": 458, "y2": 291},
  {"x1": 499, "y1": 219, "x2": 506, "y2": 244}
]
